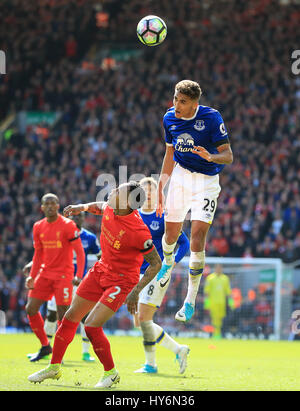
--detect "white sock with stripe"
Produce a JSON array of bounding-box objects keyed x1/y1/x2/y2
[
  {"x1": 184, "y1": 251, "x2": 205, "y2": 306},
  {"x1": 162, "y1": 234, "x2": 176, "y2": 265},
  {"x1": 152, "y1": 323, "x2": 181, "y2": 354}
]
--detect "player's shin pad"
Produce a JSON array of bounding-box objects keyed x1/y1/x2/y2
[
  {"x1": 162, "y1": 234, "x2": 176, "y2": 265},
  {"x1": 140, "y1": 320, "x2": 156, "y2": 351},
  {"x1": 184, "y1": 251, "x2": 205, "y2": 306}
]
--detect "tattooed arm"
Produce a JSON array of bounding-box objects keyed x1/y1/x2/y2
[
  {"x1": 63, "y1": 202, "x2": 106, "y2": 217},
  {"x1": 126, "y1": 246, "x2": 162, "y2": 314}
]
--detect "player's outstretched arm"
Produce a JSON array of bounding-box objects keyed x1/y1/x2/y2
[
  {"x1": 157, "y1": 144, "x2": 175, "y2": 217},
  {"x1": 63, "y1": 202, "x2": 106, "y2": 217},
  {"x1": 125, "y1": 247, "x2": 162, "y2": 314},
  {"x1": 191, "y1": 143, "x2": 233, "y2": 164}
]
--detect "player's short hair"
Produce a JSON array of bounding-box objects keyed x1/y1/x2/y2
[
  {"x1": 41, "y1": 193, "x2": 59, "y2": 204},
  {"x1": 126, "y1": 181, "x2": 146, "y2": 210},
  {"x1": 139, "y1": 177, "x2": 158, "y2": 188},
  {"x1": 175, "y1": 80, "x2": 202, "y2": 101}
]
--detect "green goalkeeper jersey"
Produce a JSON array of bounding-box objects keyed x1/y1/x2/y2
[{"x1": 204, "y1": 273, "x2": 231, "y2": 305}]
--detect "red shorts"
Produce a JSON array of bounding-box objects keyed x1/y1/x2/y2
[
  {"x1": 28, "y1": 275, "x2": 73, "y2": 306},
  {"x1": 76, "y1": 264, "x2": 136, "y2": 312}
]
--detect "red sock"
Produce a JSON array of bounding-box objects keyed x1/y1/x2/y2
[
  {"x1": 51, "y1": 317, "x2": 79, "y2": 364},
  {"x1": 84, "y1": 326, "x2": 115, "y2": 371},
  {"x1": 27, "y1": 313, "x2": 49, "y2": 347}
]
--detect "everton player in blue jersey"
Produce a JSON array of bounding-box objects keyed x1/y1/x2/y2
[
  {"x1": 156, "y1": 80, "x2": 233, "y2": 323},
  {"x1": 38, "y1": 212, "x2": 101, "y2": 362},
  {"x1": 134, "y1": 177, "x2": 190, "y2": 374}
]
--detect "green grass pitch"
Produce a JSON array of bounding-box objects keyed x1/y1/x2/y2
[{"x1": 0, "y1": 333, "x2": 300, "y2": 391}]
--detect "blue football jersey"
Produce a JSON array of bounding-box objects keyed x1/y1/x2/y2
[
  {"x1": 73, "y1": 228, "x2": 101, "y2": 277},
  {"x1": 163, "y1": 105, "x2": 229, "y2": 175},
  {"x1": 138, "y1": 209, "x2": 189, "y2": 274}
]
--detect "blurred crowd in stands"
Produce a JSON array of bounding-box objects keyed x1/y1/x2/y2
[{"x1": 0, "y1": 0, "x2": 300, "y2": 331}]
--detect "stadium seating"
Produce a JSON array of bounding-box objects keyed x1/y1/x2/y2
[{"x1": 0, "y1": 0, "x2": 299, "y2": 331}]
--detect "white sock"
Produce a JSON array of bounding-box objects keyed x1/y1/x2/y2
[
  {"x1": 152, "y1": 323, "x2": 181, "y2": 354},
  {"x1": 44, "y1": 319, "x2": 57, "y2": 338},
  {"x1": 162, "y1": 234, "x2": 176, "y2": 265},
  {"x1": 184, "y1": 251, "x2": 205, "y2": 306},
  {"x1": 145, "y1": 350, "x2": 156, "y2": 367},
  {"x1": 81, "y1": 322, "x2": 90, "y2": 354},
  {"x1": 140, "y1": 320, "x2": 157, "y2": 367}
]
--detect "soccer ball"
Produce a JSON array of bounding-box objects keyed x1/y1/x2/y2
[{"x1": 137, "y1": 15, "x2": 167, "y2": 47}]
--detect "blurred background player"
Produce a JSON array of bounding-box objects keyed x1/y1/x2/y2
[
  {"x1": 134, "y1": 177, "x2": 190, "y2": 374},
  {"x1": 156, "y1": 79, "x2": 233, "y2": 323},
  {"x1": 204, "y1": 264, "x2": 233, "y2": 340},
  {"x1": 28, "y1": 182, "x2": 162, "y2": 388},
  {"x1": 34, "y1": 212, "x2": 101, "y2": 362},
  {"x1": 25, "y1": 193, "x2": 85, "y2": 362}
]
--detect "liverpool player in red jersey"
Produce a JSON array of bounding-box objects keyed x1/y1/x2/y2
[
  {"x1": 28, "y1": 182, "x2": 162, "y2": 388},
  {"x1": 25, "y1": 193, "x2": 85, "y2": 362}
]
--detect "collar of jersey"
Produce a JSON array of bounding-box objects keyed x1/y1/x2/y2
[
  {"x1": 139, "y1": 208, "x2": 156, "y2": 215},
  {"x1": 112, "y1": 209, "x2": 136, "y2": 218},
  {"x1": 180, "y1": 105, "x2": 199, "y2": 121},
  {"x1": 45, "y1": 214, "x2": 61, "y2": 224}
]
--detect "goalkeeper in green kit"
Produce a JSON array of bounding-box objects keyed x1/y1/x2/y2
[{"x1": 204, "y1": 264, "x2": 233, "y2": 339}]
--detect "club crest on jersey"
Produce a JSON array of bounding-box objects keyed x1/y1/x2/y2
[
  {"x1": 194, "y1": 120, "x2": 205, "y2": 131},
  {"x1": 175, "y1": 133, "x2": 194, "y2": 152},
  {"x1": 150, "y1": 221, "x2": 159, "y2": 230}
]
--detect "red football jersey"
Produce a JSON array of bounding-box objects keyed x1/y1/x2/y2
[
  {"x1": 96, "y1": 205, "x2": 154, "y2": 284},
  {"x1": 30, "y1": 214, "x2": 81, "y2": 281}
]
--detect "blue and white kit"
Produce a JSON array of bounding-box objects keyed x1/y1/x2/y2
[
  {"x1": 163, "y1": 105, "x2": 229, "y2": 223},
  {"x1": 138, "y1": 209, "x2": 189, "y2": 308}
]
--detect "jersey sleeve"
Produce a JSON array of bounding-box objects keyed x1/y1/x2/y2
[
  {"x1": 65, "y1": 220, "x2": 80, "y2": 242},
  {"x1": 135, "y1": 226, "x2": 154, "y2": 255},
  {"x1": 163, "y1": 115, "x2": 173, "y2": 145},
  {"x1": 29, "y1": 223, "x2": 44, "y2": 279},
  {"x1": 210, "y1": 111, "x2": 229, "y2": 147},
  {"x1": 32, "y1": 223, "x2": 43, "y2": 250},
  {"x1": 72, "y1": 238, "x2": 85, "y2": 278}
]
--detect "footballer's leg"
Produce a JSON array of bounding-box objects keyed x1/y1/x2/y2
[
  {"x1": 134, "y1": 304, "x2": 158, "y2": 374},
  {"x1": 26, "y1": 297, "x2": 52, "y2": 362},
  {"x1": 176, "y1": 174, "x2": 221, "y2": 323},
  {"x1": 80, "y1": 315, "x2": 95, "y2": 362},
  {"x1": 162, "y1": 222, "x2": 182, "y2": 265},
  {"x1": 28, "y1": 294, "x2": 95, "y2": 383},
  {"x1": 55, "y1": 279, "x2": 73, "y2": 322},
  {"x1": 83, "y1": 279, "x2": 137, "y2": 388},
  {"x1": 152, "y1": 321, "x2": 190, "y2": 374},
  {"x1": 84, "y1": 302, "x2": 119, "y2": 388},
  {"x1": 175, "y1": 220, "x2": 209, "y2": 323},
  {"x1": 44, "y1": 309, "x2": 58, "y2": 340},
  {"x1": 56, "y1": 304, "x2": 69, "y2": 322},
  {"x1": 163, "y1": 164, "x2": 191, "y2": 269},
  {"x1": 28, "y1": 308, "x2": 57, "y2": 360},
  {"x1": 44, "y1": 296, "x2": 58, "y2": 341},
  {"x1": 210, "y1": 304, "x2": 226, "y2": 340},
  {"x1": 72, "y1": 284, "x2": 94, "y2": 361},
  {"x1": 136, "y1": 277, "x2": 190, "y2": 374}
]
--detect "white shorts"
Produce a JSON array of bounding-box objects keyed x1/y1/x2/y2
[
  {"x1": 165, "y1": 164, "x2": 221, "y2": 223},
  {"x1": 139, "y1": 274, "x2": 170, "y2": 309}
]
